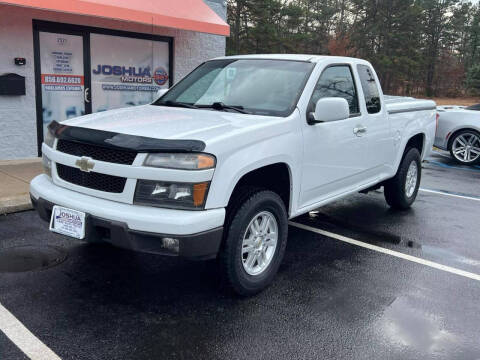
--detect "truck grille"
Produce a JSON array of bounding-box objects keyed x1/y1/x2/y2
[
  {"x1": 57, "y1": 139, "x2": 137, "y2": 165},
  {"x1": 56, "y1": 164, "x2": 127, "y2": 193}
]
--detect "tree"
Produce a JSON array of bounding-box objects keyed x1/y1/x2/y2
[
  {"x1": 465, "y1": 5, "x2": 480, "y2": 69},
  {"x1": 348, "y1": 0, "x2": 423, "y2": 94},
  {"x1": 466, "y1": 64, "x2": 480, "y2": 94},
  {"x1": 225, "y1": 0, "x2": 480, "y2": 98},
  {"x1": 418, "y1": 0, "x2": 460, "y2": 97}
]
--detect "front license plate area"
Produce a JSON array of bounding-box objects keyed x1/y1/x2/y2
[{"x1": 49, "y1": 206, "x2": 86, "y2": 240}]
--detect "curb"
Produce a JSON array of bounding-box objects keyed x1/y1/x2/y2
[{"x1": 0, "y1": 194, "x2": 33, "y2": 215}]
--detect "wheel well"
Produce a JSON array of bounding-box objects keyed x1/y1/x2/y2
[
  {"x1": 228, "y1": 163, "x2": 291, "y2": 214},
  {"x1": 405, "y1": 133, "x2": 424, "y2": 155},
  {"x1": 447, "y1": 128, "x2": 480, "y2": 150}
]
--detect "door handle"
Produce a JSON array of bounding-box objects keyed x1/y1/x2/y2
[
  {"x1": 84, "y1": 87, "x2": 90, "y2": 103},
  {"x1": 353, "y1": 126, "x2": 367, "y2": 136}
]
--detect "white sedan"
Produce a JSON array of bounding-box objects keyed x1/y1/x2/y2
[{"x1": 435, "y1": 104, "x2": 480, "y2": 165}]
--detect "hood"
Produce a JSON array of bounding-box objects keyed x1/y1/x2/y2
[{"x1": 64, "y1": 105, "x2": 282, "y2": 147}]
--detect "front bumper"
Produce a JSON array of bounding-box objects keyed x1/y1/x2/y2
[{"x1": 30, "y1": 175, "x2": 225, "y2": 259}]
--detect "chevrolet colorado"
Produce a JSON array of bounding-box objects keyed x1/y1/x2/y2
[{"x1": 31, "y1": 55, "x2": 436, "y2": 295}]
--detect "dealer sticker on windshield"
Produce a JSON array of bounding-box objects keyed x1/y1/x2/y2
[{"x1": 49, "y1": 206, "x2": 86, "y2": 239}]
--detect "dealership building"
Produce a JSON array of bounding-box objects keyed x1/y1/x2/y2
[{"x1": 0, "y1": 0, "x2": 229, "y2": 160}]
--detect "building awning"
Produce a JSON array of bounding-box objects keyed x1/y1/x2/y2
[{"x1": 1, "y1": 0, "x2": 230, "y2": 36}]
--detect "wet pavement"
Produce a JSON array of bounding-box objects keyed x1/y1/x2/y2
[{"x1": 0, "y1": 150, "x2": 479, "y2": 360}]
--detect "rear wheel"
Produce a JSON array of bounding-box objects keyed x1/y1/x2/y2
[
  {"x1": 219, "y1": 189, "x2": 288, "y2": 296},
  {"x1": 384, "y1": 148, "x2": 421, "y2": 210},
  {"x1": 449, "y1": 130, "x2": 480, "y2": 165}
]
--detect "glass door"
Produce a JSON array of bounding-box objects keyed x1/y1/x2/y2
[{"x1": 36, "y1": 30, "x2": 90, "y2": 141}]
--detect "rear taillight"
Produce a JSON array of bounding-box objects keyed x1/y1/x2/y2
[{"x1": 435, "y1": 113, "x2": 440, "y2": 134}]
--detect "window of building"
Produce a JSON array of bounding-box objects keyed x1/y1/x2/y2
[{"x1": 90, "y1": 33, "x2": 170, "y2": 113}]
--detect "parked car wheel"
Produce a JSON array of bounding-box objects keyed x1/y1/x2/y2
[
  {"x1": 448, "y1": 130, "x2": 480, "y2": 165},
  {"x1": 219, "y1": 189, "x2": 288, "y2": 296},
  {"x1": 384, "y1": 148, "x2": 421, "y2": 210}
]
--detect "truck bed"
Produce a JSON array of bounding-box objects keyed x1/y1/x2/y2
[{"x1": 383, "y1": 95, "x2": 436, "y2": 163}]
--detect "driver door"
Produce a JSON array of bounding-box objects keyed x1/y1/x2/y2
[{"x1": 299, "y1": 65, "x2": 371, "y2": 209}]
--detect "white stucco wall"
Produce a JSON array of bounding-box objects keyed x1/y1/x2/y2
[{"x1": 0, "y1": 1, "x2": 227, "y2": 159}]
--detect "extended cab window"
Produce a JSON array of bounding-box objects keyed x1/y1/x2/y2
[
  {"x1": 357, "y1": 65, "x2": 381, "y2": 114},
  {"x1": 308, "y1": 65, "x2": 360, "y2": 116},
  {"x1": 155, "y1": 59, "x2": 314, "y2": 117}
]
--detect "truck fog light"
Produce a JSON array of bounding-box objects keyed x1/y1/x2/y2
[
  {"x1": 42, "y1": 154, "x2": 52, "y2": 178},
  {"x1": 162, "y1": 237, "x2": 179, "y2": 253}
]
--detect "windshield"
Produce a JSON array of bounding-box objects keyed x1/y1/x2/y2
[{"x1": 154, "y1": 59, "x2": 314, "y2": 117}]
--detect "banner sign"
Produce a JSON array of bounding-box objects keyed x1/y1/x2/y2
[
  {"x1": 41, "y1": 74, "x2": 85, "y2": 91},
  {"x1": 92, "y1": 64, "x2": 169, "y2": 91},
  {"x1": 90, "y1": 34, "x2": 170, "y2": 113}
]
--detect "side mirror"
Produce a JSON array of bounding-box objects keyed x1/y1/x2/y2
[
  {"x1": 308, "y1": 97, "x2": 350, "y2": 125},
  {"x1": 155, "y1": 88, "x2": 168, "y2": 100}
]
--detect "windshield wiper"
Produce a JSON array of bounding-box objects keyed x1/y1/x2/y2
[
  {"x1": 159, "y1": 100, "x2": 199, "y2": 109},
  {"x1": 198, "y1": 102, "x2": 250, "y2": 114}
]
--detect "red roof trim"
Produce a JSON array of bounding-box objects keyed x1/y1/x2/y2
[{"x1": 1, "y1": 0, "x2": 230, "y2": 36}]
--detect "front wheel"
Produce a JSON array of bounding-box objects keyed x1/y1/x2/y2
[
  {"x1": 449, "y1": 130, "x2": 480, "y2": 165},
  {"x1": 219, "y1": 189, "x2": 288, "y2": 296},
  {"x1": 384, "y1": 148, "x2": 421, "y2": 210}
]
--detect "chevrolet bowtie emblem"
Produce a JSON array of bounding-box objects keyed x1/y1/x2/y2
[{"x1": 75, "y1": 157, "x2": 95, "y2": 172}]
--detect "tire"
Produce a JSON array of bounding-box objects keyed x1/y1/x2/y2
[
  {"x1": 219, "y1": 189, "x2": 288, "y2": 296},
  {"x1": 448, "y1": 130, "x2": 480, "y2": 165},
  {"x1": 384, "y1": 147, "x2": 421, "y2": 210}
]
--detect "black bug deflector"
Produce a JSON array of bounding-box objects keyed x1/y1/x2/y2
[{"x1": 48, "y1": 120, "x2": 206, "y2": 153}]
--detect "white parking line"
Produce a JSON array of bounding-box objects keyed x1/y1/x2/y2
[
  {"x1": 0, "y1": 302, "x2": 61, "y2": 360},
  {"x1": 289, "y1": 221, "x2": 480, "y2": 282},
  {"x1": 420, "y1": 188, "x2": 480, "y2": 202}
]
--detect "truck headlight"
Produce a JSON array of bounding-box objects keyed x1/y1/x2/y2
[
  {"x1": 134, "y1": 180, "x2": 210, "y2": 210},
  {"x1": 144, "y1": 153, "x2": 215, "y2": 170},
  {"x1": 44, "y1": 128, "x2": 56, "y2": 148}
]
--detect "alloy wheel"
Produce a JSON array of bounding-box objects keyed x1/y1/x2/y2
[
  {"x1": 405, "y1": 160, "x2": 418, "y2": 198},
  {"x1": 241, "y1": 211, "x2": 278, "y2": 276},
  {"x1": 452, "y1": 133, "x2": 480, "y2": 163}
]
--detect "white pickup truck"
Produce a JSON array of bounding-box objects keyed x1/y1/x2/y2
[{"x1": 31, "y1": 55, "x2": 436, "y2": 295}]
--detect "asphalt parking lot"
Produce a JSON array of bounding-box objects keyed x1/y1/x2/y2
[{"x1": 1, "y1": 150, "x2": 479, "y2": 360}]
